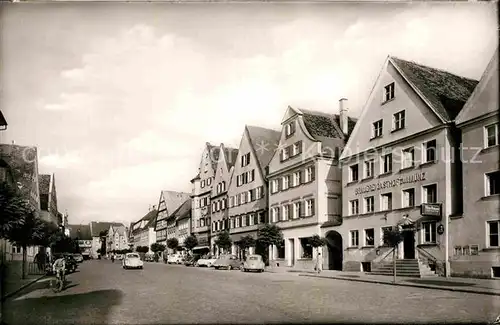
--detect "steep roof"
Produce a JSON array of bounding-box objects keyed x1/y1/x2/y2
[
  {"x1": 173, "y1": 198, "x2": 192, "y2": 222},
  {"x1": 38, "y1": 174, "x2": 51, "y2": 195},
  {"x1": 133, "y1": 209, "x2": 158, "y2": 233},
  {"x1": 246, "y1": 125, "x2": 281, "y2": 174},
  {"x1": 455, "y1": 47, "x2": 499, "y2": 125},
  {"x1": 390, "y1": 57, "x2": 478, "y2": 122},
  {"x1": 111, "y1": 225, "x2": 127, "y2": 236},
  {"x1": 90, "y1": 221, "x2": 124, "y2": 237},
  {"x1": 222, "y1": 145, "x2": 239, "y2": 170},
  {"x1": 300, "y1": 109, "x2": 343, "y2": 138},
  {"x1": 68, "y1": 224, "x2": 92, "y2": 240},
  {"x1": 207, "y1": 142, "x2": 221, "y2": 171},
  {"x1": 160, "y1": 191, "x2": 191, "y2": 215}
]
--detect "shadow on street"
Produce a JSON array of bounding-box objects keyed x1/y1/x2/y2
[{"x1": 2, "y1": 289, "x2": 124, "y2": 325}]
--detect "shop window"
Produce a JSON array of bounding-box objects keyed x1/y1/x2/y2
[{"x1": 300, "y1": 238, "x2": 312, "y2": 259}]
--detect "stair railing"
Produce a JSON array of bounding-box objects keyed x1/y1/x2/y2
[{"x1": 416, "y1": 246, "x2": 437, "y2": 268}]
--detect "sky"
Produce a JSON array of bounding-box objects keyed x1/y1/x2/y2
[{"x1": 0, "y1": 2, "x2": 497, "y2": 226}]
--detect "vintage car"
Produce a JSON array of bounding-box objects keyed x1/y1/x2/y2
[
  {"x1": 123, "y1": 253, "x2": 144, "y2": 270},
  {"x1": 184, "y1": 254, "x2": 201, "y2": 267},
  {"x1": 167, "y1": 254, "x2": 185, "y2": 264},
  {"x1": 72, "y1": 254, "x2": 84, "y2": 263},
  {"x1": 213, "y1": 254, "x2": 242, "y2": 270},
  {"x1": 195, "y1": 254, "x2": 217, "y2": 267},
  {"x1": 241, "y1": 254, "x2": 265, "y2": 273}
]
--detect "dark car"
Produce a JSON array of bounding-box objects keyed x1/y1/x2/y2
[{"x1": 184, "y1": 254, "x2": 201, "y2": 266}]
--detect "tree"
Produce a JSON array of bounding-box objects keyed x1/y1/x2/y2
[
  {"x1": 151, "y1": 243, "x2": 166, "y2": 254},
  {"x1": 183, "y1": 235, "x2": 198, "y2": 254},
  {"x1": 4, "y1": 207, "x2": 47, "y2": 279},
  {"x1": 166, "y1": 238, "x2": 179, "y2": 252},
  {"x1": 0, "y1": 182, "x2": 32, "y2": 239},
  {"x1": 215, "y1": 230, "x2": 232, "y2": 254},
  {"x1": 256, "y1": 224, "x2": 283, "y2": 265},
  {"x1": 236, "y1": 235, "x2": 256, "y2": 260},
  {"x1": 382, "y1": 226, "x2": 404, "y2": 283}
]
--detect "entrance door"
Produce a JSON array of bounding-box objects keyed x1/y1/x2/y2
[
  {"x1": 326, "y1": 231, "x2": 343, "y2": 271},
  {"x1": 403, "y1": 231, "x2": 415, "y2": 259}
]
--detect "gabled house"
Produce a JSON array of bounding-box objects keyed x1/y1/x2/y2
[
  {"x1": 267, "y1": 103, "x2": 356, "y2": 270},
  {"x1": 68, "y1": 224, "x2": 92, "y2": 259},
  {"x1": 338, "y1": 55, "x2": 478, "y2": 277},
  {"x1": 132, "y1": 207, "x2": 158, "y2": 252},
  {"x1": 39, "y1": 174, "x2": 59, "y2": 226},
  {"x1": 89, "y1": 221, "x2": 124, "y2": 258},
  {"x1": 107, "y1": 224, "x2": 129, "y2": 253},
  {"x1": 155, "y1": 190, "x2": 191, "y2": 244},
  {"x1": 210, "y1": 143, "x2": 238, "y2": 256},
  {"x1": 451, "y1": 48, "x2": 500, "y2": 278},
  {"x1": 171, "y1": 198, "x2": 192, "y2": 252},
  {"x1": 227, "y1": 126, "x2": 281, "y2": 259},
  {"x1": 190, "y1": 143, "x2": 221, "y2": 255}
]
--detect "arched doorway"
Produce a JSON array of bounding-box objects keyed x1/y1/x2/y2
[{"x1": 325, "y1": 231, "x2": 343, "y2": 271}]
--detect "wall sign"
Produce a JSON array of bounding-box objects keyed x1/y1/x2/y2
[
  {"x1": 421, "y1": 203, "x2": 442, "y2": 217},
  {"x1": 354, "y1": 172, "x2": 426, "y2": 195},
  {"x1": 437, "y1": 224, "x2": 445, "y2": 235}
]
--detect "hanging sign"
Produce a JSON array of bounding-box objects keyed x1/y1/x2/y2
[{"x1": 421, "y1": 203, "x2": 442, "y2": 217}]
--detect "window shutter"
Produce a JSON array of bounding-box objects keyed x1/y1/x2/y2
[
  {"x1": 246, "y1": 215, "x2": 250, "y2": 226},
  {"x1": 311, "y1": 199, "x2": 315, "y2": 216},
  {"x1": 298, "y1": 141, "x2": 303, "y2": 154},
  {"x1": 300, "y1": 170, "x2": 304, "y2": 184},
  {"x1": 311, "y1": 166, "x2": 316, "y2": 181},
  {"x1": 251, "y1": 169, "x2": 255, "y2": 182},
  {"x1": 300, "y1": 201, "x2": 305, "y2": 217},
  {"x1": 276, "y1": 208, "x2": 281, "y2": 222}
]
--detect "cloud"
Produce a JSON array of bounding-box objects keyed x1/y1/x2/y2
[{"x1": 39, "y1": 151, "x2": 82, "y2": 169}]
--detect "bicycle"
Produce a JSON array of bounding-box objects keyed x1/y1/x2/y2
[{"x1": 52, "y1": 269, "x2": 66, "y2": 293}]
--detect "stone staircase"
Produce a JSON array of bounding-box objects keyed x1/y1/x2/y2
[{"x1": 369, "y1": 259, "x2": 438, "y2": 278}]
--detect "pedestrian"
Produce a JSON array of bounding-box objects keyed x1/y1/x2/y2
[{"x1": 315, "y1": 251, "x2": 323, "y2": 274}]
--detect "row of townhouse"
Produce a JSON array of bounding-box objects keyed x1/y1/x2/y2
[
  {"x1": 152, "y1": 50, "x2": 498, "y2": 278},
  {"x1": 0, "y1": 139, "x2": 66, "y2": 261},
  {"x1": 129, "y1": 207, "x2": 158, "y2": 253}
]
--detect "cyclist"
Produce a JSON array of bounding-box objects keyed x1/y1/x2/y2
[{"x1": 52, "y1": 254, "x2": 66, "y2": 285}]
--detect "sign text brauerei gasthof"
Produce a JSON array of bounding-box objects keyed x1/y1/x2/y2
[{"x1": 354, "y1": 172, "x2": 426, "y2": 195}]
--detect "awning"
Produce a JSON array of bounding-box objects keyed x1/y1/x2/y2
[{"x1": 193, "y1": 246, "x2": 210, "y2": 250}]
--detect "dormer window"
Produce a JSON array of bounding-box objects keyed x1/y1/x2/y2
[
  {"x1": 285, "y1": 121, "x2": 296, "y2": 138},
  {"x1": 384, "y1": 82, "x2": 395, "y2": 102}
]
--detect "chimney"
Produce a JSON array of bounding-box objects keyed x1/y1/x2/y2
[{"x1": 339, "y1": 98, "x2": 349, "y2": 135}]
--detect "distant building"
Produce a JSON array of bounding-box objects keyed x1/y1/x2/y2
[
  {"x1": 171, "y1": 198, "x2": 192, "y2": 251},
  {"x1": 154, "y1": 190, "x2": 191, "y2": 244},
  {"x1": 38, "y1": 174, "x2": 59, "y2": 226},
  {"x1": 107, "y1": 224, "x2": 129, "y2": 253},
  {"x1": 131, "y1": 207, "x2": 158, "y2": 252},
  {"x1": 68, "y1": 224, "x2": 92, "y2": 259},
  {"x1": 89, "y1": 221, "x2": 125, "y2": 258}
]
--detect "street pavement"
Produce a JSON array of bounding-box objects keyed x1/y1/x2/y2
[{"x1": 3, "y1": 259, "x2": 500, "y2": 324}]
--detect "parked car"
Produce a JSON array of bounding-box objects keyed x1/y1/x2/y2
[
  {"x1": 116, "y1": 254, "x2": 124, "y2": 260},
  {"x1": 241, "y1": 254, "x2": 265, "y2": 273},
  {"x1": 72, "y1": 254, "x2": 84, "y2": 263},
  {"x1": 167, "y1": 254, "x2": 184, "y2": 264},
  {"x1": 123, "y1": 253, "x2": 144, "y2": 269},
  {"x1": 144, "y1": 254, "x2": 155, "y2": 262},
  {"x1": 196, "y1": 254, "x2": 217, "y2": 267},
  {"x1": 213, "y1": 254, "x2": 242, "y2": 270},
  {"x1": 184, "y1": 254, "x2": 201, "y2": 266}
]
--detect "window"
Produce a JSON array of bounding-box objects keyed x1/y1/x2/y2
[
  {"x1": 241, "y1": 153, "x2": 251, "y2": 167},
  {"x1": 349, "y1": 199, "x2": 359, "y2": 215},
  {"x1": 300, "y1": 238, "x2": 313, "y2": 258},
  {"x1": 384, "y1": 82, "x2": 395, "y2": 102},
  {"x1": 372, "y1": 120, "x2": 383, "y2": 138},
  {"x1": 271, "y1": 179, "x2": 279, "y2": 193},
  {"x1": 256, "y1": 186, "x2": 262, "y2": 199},
  {"x1": 364, "y1": 229, "x2": 375, "y2": 246},
  {"x1": 241, "y1": 192, "x2": 247, "y2": 204},
  {"x1": 402, "y1": 147, "x2": 415, "y2": 169},
  {"x1": 293, "y1": 171, "x2": 301, "y2": 187},
  {"x1": 393, "y1": 110, "x2": 405, "y2": 131},
  {"x1": 281, "y1": 175, "x2": 289, "y2": 190},
  {"x1": 402, "y1": 188, "x2": 415, "y2": 207},
  {"x1": 282, "y1": 205, "x2": 290, "y2": 221},
  {"x1": 485, "y1": 123, "x2": 499, "y2": 148},
  {"x1": 424, "y1": 140, "x2": 437, "y2": 163},
  {"x1": 305, "y1": 199, "x2": 315, "y2": 216},
  {"x1": 249, "y1": 214, "x2": 255, "y2": 226},
  {"x1": 349, "y1": 164, "x2": 359, "y2": 182},
  {"x1": 235, "y1": 217, "x2": 240, "y2": 228},
  {"x1": 293, "y1": 202, "x2": 301, "y2": 219},
  {"x1": 271, "y1": 207, "x2": 278, "y2": 223},
  {"x1": 292, "y1": 142, "x2": 301, "y2": 156},
  {"x1": 422, "y1": 222, "x2": 437, "y2": 243},
  {"x1": 207, "y1": 177, "x2": 212, "y2": 186},
  {"x1": 364, "y1": 196, "x2": 374, "y2": 213},
  {"x1": 486, "y1": 171, "x2": 500, "y2": 196},
  {"x1": 423, "y1": 184, "x2": 437, "y2": 203},
  {"x1": 285, "y1": 121, "x2": 295, "y2": 137},
  {"x1": 200, "y1": 219, "x2": 206, "y2": 227},
  {"x1": 381, "y1": 226, "x2": 392, "y2": 246},
  {"x1": 305, "y1": 166, "x2": 315, "y2": 183},
  {"x1": 364, "y1": 159, "x2": 374, "y2": 178},
  {"x1": 488, "y1": 221, "x2": 499, "y2": 247},
  {"x1": 350, "y1": 230, "x2": 359, "y2": 247},
  {"x1": 281, "y1": 147, "x2": 289, "y2": 161},
  {"x1": 380, "y1": 193, "x2": 392, "y2": 211},
  {"x1": 381, "y1": 153, "x2": 392, "y2": 174},
  {"x1": 201, "y1": 180, "x2": 206, "y2": 188}
]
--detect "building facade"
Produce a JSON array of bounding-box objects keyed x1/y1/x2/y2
[
  {"x1": 190, "y1": 143, "x2": 220, "y2": 255},
  {"x1": 107, "y1": 224, "x2": 129, "y2": 252},
  {"x1": 450, "y1": 49, "x2": 500, "y2": 278},
  {"x1": 171, "y1": 198, "x2": 192, "y2": 252},
  {"x1": 338, "y1": 56, "x2": 478, "y2": 276},
  {"x1": 267, "y1": 105, "x2": 356, "y2": 270},
  {"x1": 39, "y1": 174, "x2": 59, "y2": 226},
  {"x1": 155, "y1": 190, "x2": 191, "y2": 245},
  {"x1": 89, "y1": 221, "x2": 124, "y2": 258},
  {"x1": 210, "y1": 144, "x2": 238, "y2": 256},
  {"x1": 227, "y1": 126, "x2": 280, "y2": 259},
  {"x1": 68, "y1": 224, "x2": 92, "y2": 259},
  {"x1": 132, "y1": 208, "x2": 158, "y2": 252}
]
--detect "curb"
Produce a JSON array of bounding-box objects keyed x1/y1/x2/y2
[
  {"x1": 1, "y1": 274, "x2": 47, "y2": 302},
  {"x1": 298, "y1": 274, "x2": 500, "y2": 296}
]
